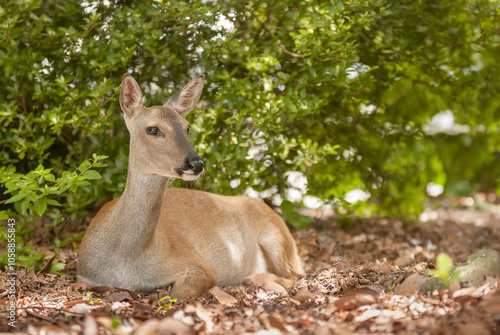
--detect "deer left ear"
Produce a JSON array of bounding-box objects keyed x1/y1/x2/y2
[
  {"x1": 120, "y1": 74, "x2": 144, "y2": 118},
  {"x1": 164, "y1": 75, "x2": 204, "y2": 117}
]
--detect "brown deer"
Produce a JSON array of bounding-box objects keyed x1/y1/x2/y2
[{"x1": 77, "y1": 73, "x2": 304, "y2": 299}]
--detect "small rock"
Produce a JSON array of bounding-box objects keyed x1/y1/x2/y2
[
  {"x1": 419, "y1": 277, "x2": 448, "y2": 295},
  {"x1": 453, "y1": 250, "x2": 500, "y2": 287}
]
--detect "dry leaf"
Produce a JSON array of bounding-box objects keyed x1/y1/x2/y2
[
  {"x1": 295, "y1": 288, "x2": 315, "y2": 303},
  {"x1": 244, "y1": 274, "x2": 288, "y2": 296},
  {"x1": 395, "y1": 273, "x2": 428, "y2": 295},
  {"x1": 135, "y1": 319, "x2": 160, "y2": 335},
  {"x1": 314, "y1": 243, "x2": 335, "y2": 262},
  {"x1": 209, "y1": 286, "x2": 238, "y2": 306},
  {"x1": 39, "y1": 325, "x2": 67, "y2": 335},
  {"x1": 457, "y1": 322, "x2": 490, "y2": 335},
  {"x1": 195, "y1": 303, "x2": 214, "y2": 332},
  {"x1": 83, "y1": 315, "x2": 98, "y2": 335},
  {"x1": 110, "y1": 290, "x2": 134, "y2": 302},
  {"x1": 334, "y1": 294, "x2": 377, "y2": 311},
  {"x1": 394, "y1": 254, "x2": 414, "y2": 267},
  {"x1": 69, "y1": 302, "x2": 102, "y2": 314},
  {"x1": 71, "y1": 282, "x2": 89, "y2": 290},
  {"x1": 159, "y1": 317, "x2": 194, "y2": 335},
  {"x1": 355, "y1": 309, "x2": 380, "y2": 323}
]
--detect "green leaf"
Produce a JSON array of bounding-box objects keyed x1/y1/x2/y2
[
  {"x1": 44, "y1": 174, "x2": 56, "y2": 182},
  {"x1": 51, "y1": 262, "x2": 66, "y2": 276},
  {"x1": 5, "y1": 192, "x2": 27, "y2": 204},
  {"x1": 45, "y1": 199, "x2": 61, "y2": 206},
  {"x1": 280, "y1": 200, "x2": 314, "y2": 229},
  {"x1": 0, "y1": 211, "x2": 9, "y2": 221},
  {"x1": 20, "y1": 197, "x2": 31, "y2": 214},
  {"x1": 436, "y1": 253, "x2": 453, "y2": 278},
  {"x1": 33, "y1": 200, "x2": 48, "y2": 216},
  {"x1": 83, "y1": 170, "x2": 102, "y2": 180},
  {"x1": 77, "y1": 160, "x2": 91, "y2": 173}
]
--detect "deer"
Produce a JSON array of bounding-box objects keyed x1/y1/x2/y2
[{"x1": 77, "y1": 73, "x2": 304, "y2": 299}]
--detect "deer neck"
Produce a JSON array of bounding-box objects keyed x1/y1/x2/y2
[{"x1": 109, "y1": 162, "x2": 169, "y2": 254}]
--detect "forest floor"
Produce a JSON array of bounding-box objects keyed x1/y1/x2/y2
[{"x1": 1, "y1": 195, "x2": 500, "y2": 334}]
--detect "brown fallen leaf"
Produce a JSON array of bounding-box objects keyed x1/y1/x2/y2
[
  {"x1": 159, "y1": 317, "x2": 194, "y2": 335},
  {"x1": 334, "y1": 294, "x2": 377, "y2": 311},
  {"x1": 91, "y1": 285, "x2": 139, "y2": 299},
  {"x1": 243, "y1": 274, "x2": 288, "y2": 296},
  {"x1": 395, "y1": 273, "x2": 428, "y2": 295},
  {"x1": 32, "y1": 274, "x2": 49, "y2": 284},
  {"x1": 331, "y1": 326, "x2": 354, "y2": 335},
  {"x1": 267, "y1": 314, "x2": 288, "y2": 332},
  {"x1": 294, "y1": 288, "x2": 315, "y2": 303},
  {"x1": 83, "y1": 314, "x2": 98, "y2": 335},
  {"x1": 95, "y1": 316, "x2": 113, "y2": 330},
  {"x1": 209, "y1": 286, "x2": 238, "y2": 306},
  {"x1": 39, "y1": 253, "x2": 57, "y2": 274},
  {"x1": 68, "y1": 302, "x2": 103, "y2": 314},
  {"x1": 370, "y1": 258, "x2": 395, "y2": 273},
  {"x1": 355, "y1": 309, "x2": 380, "y2": 323},
  {"x1": 314, "y1": 243, "x2": 335, "y2": 262},
  {"x1": 457, "y1": 322, "x2": 490, "y2": 335},
  {"x1": 71, "y1": 282, "x2": 89, "y2": 291},
  {"x1": 110, "y1": 290, "x2": 134, "y2": 302},
  {"x1": 39, "y1": 325, "x2": 67, "y2": 335},
  {"x1": 135, "y1": 319, "x2": 160, "y2": 335},
  {"x1": 394, "y1": 254, "x2": 414, "y2": 267},
  {"x1": 478, "y1": 294, "x2": 500, "y2": 315},
  {"x1": 452, "y1": 286, "x2": 477, "y2": 301},
  {"x1": 265, "y1": 273, "x2": 295, "y2": 289},
  {"x1": 196, "y1": 303, "x2": 214, "y2": 333}
]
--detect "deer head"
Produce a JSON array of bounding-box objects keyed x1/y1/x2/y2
[{"x1": 119, "y1": 73, "x2": 205, "y2": 180}]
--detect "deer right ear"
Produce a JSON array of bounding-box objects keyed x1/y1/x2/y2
[{"x1": 120, "y1": 74, "x2": 143, "y2": 118}]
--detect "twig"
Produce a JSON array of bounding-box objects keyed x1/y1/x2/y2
[
  {"x1": 13, "y1": 306, "x2": 86, "y2": 316},
  {"x1": 277, "y1": 40, "x2": 303, "y2": 58},
  {"x1": 25, "y1": 309, "x2": 57, "y2": 323}
]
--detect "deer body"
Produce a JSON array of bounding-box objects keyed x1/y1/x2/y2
[{"x1": 77, "y1": 73, "x2": 303, "y2": 298}]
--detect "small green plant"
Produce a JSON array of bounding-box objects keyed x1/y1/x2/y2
[
  {"x1": 84, "y1": 292, "x2": 102, "y2": 305},
  {"x1": 111, "y1": 316, "x2": 122, "y2": 329},
  {"x1": 387, "y1": 283, "x2": 396, "y2": 291},
  {"x1": 157, "y1": 295, "x2": 177, "y2": 311},
  {"x1": 427, "y1": 253, "x2": 460, "y2": 285}
]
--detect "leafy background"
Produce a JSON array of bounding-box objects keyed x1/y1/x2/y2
[{"x1": 1, "y1": 0, "x2": 499, "y2": 269}]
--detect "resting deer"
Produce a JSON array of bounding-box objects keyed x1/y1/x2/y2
[{"x1": 77, "y1": 73, "x2": 304, "y2": 299}]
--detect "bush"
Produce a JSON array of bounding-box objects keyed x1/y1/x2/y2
[{"x1": 1, "y1": 0, "x2": 500, "y2": 268}]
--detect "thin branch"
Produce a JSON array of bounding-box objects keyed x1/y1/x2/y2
[
  {"x1": 12, "y1": 306, "x2": 86, "y2": 316},
  {"x1": 277, "y1": 40, "x2": 303, "y2": 58}
]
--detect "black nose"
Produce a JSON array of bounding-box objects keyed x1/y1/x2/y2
[{"x1": 186, "y1": 155, "x2": 204, "y2": 174}]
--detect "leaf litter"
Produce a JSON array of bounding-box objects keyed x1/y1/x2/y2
[{"x1": 1, "y1": 199, "x2": 500, "y2": 334}]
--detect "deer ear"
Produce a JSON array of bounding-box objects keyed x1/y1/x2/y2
[
  {"x1": 164, "y1": 75, "x2": 204, "y2": 117},
  {"x1": 120, "y1": 74, "x2": 143, "y2": 118}
]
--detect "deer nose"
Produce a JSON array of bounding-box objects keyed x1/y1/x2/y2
[{"x1": 186, "y1": 155, "x2": 204, "y2": 174}]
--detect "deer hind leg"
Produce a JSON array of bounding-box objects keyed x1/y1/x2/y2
[
  {"x1": 169, "y1": 261, "x2": 217, "y2": 300},
  {"x1": 258, "y1": 217, "x2": 305, "y2": 281}
]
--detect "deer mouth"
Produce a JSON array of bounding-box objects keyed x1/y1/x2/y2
[{"x1": 173, "y1": 167, "x2": 203, "y2": 180}]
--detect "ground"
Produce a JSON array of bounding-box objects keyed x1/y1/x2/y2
[{"x1": 1, "y1": 196, "x2": 500, "y2": 334}]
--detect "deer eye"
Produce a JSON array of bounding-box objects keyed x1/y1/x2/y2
[{"x1": 146, "y1": 127, "x2": 161, "y2": 136}]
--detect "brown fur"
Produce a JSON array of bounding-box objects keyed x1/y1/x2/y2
[{"x1": 77, "y1": 74, "x2": 304, "y2": 299}]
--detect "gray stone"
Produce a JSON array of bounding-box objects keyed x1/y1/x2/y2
[
  {"x1": 452, "y1": 249, "x2": 500, "y2": 287},
  {"x1": 419, "y1": 277, "x2": 448, "y2": 295}
]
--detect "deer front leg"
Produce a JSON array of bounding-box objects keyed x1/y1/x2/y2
[{"x1": 170, "y1": 262, "x2": 217, "y2": 299}]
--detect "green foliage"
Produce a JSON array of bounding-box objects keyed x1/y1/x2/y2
[
  {"x1": 1, "y1": 0, "x2": 500, "y2": 263},
  {"x1": 280, "y1": 200, "x2": 314, "y2": 229},
  {"x1": 84, "y1": 292, "x2": 102, "y2": 306},
  {"x1": 427, "y1": 253, "x2": 460, "y2": 285},
  {"x1": 157, "y1": 296, "x2": 177, "y2": 312}
]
